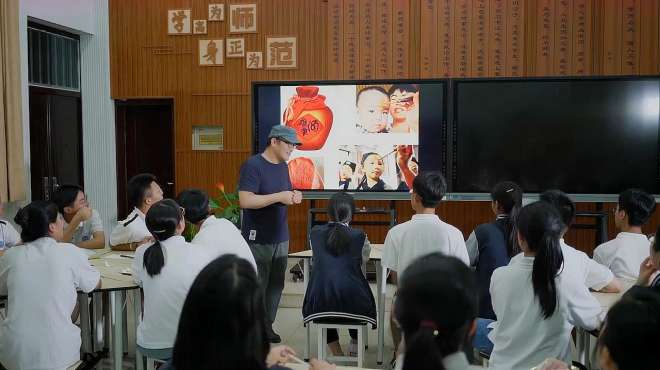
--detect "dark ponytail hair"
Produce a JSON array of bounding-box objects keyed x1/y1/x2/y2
[
  {"x1": 326, "y1": 192, "x2": 356, "y2": 256},
  {"x1": 395, "y1": 253, "x2": 478, "y2": 370},
  {"x1": 14, "y1": 201, "x2": 60, "y2": 243},
  {"x1": 177, "y1": 189, "x2": 210, "y2": 224},
  {"x1": 143, "y1": 199, "x2": 183, "y2": 277},
  {"x1": 490, "y1": 181, "x2": 523, "y2": 257},
  {"x1": 172, "y1": 255, "x2": 269, "y2": 370},
  {"x1": 516, "y1": 202, "x2": 564, "y2": 319},
  {"x1": 598, "y1": 287, "x2": 660, "y2": 370}
]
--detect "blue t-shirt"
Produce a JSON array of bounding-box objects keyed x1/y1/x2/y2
[{"x1": 238, "y1": 154, "x2": 292, "y2": 244}]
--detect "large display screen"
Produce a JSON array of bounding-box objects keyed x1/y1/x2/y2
[
  {"x1": 453, "y1": 78, "x2": 660, "y2": 194},
  {"x1": 254, "y1": 81, "x2": 446, "y2": 192}
]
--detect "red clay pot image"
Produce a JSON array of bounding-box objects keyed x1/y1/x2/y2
[{"x1": 282, "y1": 86, "x2": 333, "y2": 150}]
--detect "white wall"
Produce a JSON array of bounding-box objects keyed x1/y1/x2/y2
[{"x1": 5, "y1": 0, "x2": 117, "y2": 244}]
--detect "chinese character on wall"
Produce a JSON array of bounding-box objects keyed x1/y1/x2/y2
[
  {"x1": 229, "y1": 4, "x2": 257, "y2": 33},
  {"x1": 246, "y1": 51, "x2": 263, "y2": 69},
  {"x1": 266, "y1": 36, "x2": 297, "y2": 69},
  {"x1": 193, "y1": 20, "x2": 207, "y2": 34},
  {"x1": 209, "y1": 4, "x2": 224, "y2": 21},
  {"x1": 199, "y1": 39, "x2": 224, "y2": 66},
  {"x1": 226, "y1": 38, "x2": 245, "y2": 58},
  {"x1": 168, "y1": 9, "x2": 191, "y2": 35}
]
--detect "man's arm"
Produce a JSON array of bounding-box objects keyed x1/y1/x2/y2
[
  {"x1": 238, "y1": 190, "x2": 293, "y2": 209},
  {"x1": 77, "y1": 231, "x2": 105, "y2": 250}
]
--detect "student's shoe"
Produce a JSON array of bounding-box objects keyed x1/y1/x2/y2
[
  {"x1": 267, "y1": 325, "x2": 282, "y2": 343},
  {"x1": 347, "y1": 339, "x2": 358, "y2": 357}
]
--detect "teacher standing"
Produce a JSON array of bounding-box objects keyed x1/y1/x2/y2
[{"x1": 238, "y1": 125, "x2": 303, "y2": 343}]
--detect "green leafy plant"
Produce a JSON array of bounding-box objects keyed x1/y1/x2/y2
[{"x1": 182, "y1": 182, "x2": 241, "y2": 242}]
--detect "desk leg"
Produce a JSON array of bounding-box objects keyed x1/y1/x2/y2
[
  {"x1": 92, "y1": 292, "x2": 104, "y2": 352},
  {"x1": 376, "y1": 261, "x2": 384, "y2": 366},
  {"x1": 576, "y1": 328, "x2": 587, "y2": 368},
  {"x1": 110, "y1": 290, "x2": 124, "y2": 370},
  {"x1": 78, "y1": 292, "x2": 92, "y2": 355},
  {"x1": 303, "y1": 258, "x2": 310, "y2": 361},
  {"x1": 584, "y1": 332, "x2": 592, "y2": 370},
  {"x1": 133, "y1": 289, "x2": 144, "y2": 370}
]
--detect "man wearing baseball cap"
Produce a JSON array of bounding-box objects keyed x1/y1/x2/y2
[{"x1": 238, "y1": 125, "x2": 303, "y2": 343}]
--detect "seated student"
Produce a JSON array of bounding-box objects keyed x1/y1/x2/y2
[
  {"x1": 635, "y1": 225, "x2": 660, "y2": 289},
  {"x1": 598, "y1": 287, "x2": 660, "y2": 370},
  {"x1": 539, "y1": 190, "x2": 621, "y2": 292},
  {"x1": 356, "y1": 152, "x2": 391, "y2": 191},
  {"x1": 110, "y1": 173, "x2": 163, "y2": 250},
  {"x1": 160, "y1": 255, "x2": 333, "y2": 370},
  {"x1": 466, "y1": 181, "x2": 523, "y2": 320},
  {"x1": 0, "y1": 201, "x2": 101, "y2": 370},
  {"x1": 481, "y1": 202, "x2": 601, "y2": 370},
  {"x1": 132, "y1": 199, "x2": 209, "y2": 360},
  {"x1": 53, "y1": 184, "x2": 105, "y2": 256},
  {"x1": 302, "y1": 192, "x2": 376, "y2": 357},
  {"x1": 594, "y1": 188, "x2": 656, "y2": 280},
  {"x1": 0, "y1": 202, "x2": 20, "y2": 251},
  {"x1": 394, "y1": 253, "x2": 483, "y2": 370},
  {"x1": 177, "y1": 189, "x2": 257, "y2": 271},
  {"x1": 382, "y1": 171, "x2": 469, "y2": 359}
]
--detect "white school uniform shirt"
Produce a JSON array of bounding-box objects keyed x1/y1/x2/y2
[
  {"x1": 191, "y1": 216, "x2": 257, "y2": 272},
  {"x1": 382, "y1": 214, "x2": 469, "y2": 276},
  {"x1": 0, "y1": 219, "x2": 20, "y2": 250},
  {"x1": 488, "y1": 255, "x2": 602, "y2": 370},
  {"x1": 110, "y1": 207, "x2": 151, "y2": 246},
  {"x1": 64, "y1": 209, "x2": 104, "y2": 257},
  {"x1": 593, "y1": 232, "x2": 650, "y2": 280},
  {"x1": 0, "y1": 237, "x2": 100, "y2": 370},
  {"x1": 510, "y1": 239, "x2": 614, "y2": 291},
  {"x1": 132, "y1": 235, "x2": 209, "y2": 349}
]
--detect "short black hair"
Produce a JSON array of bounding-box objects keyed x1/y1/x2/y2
[
  {"x1": 52, "y1": 184, "x2": 84, "y2": 214},
  {"x1": 540, "y1": 189, "x2": 576, "y2": 229},
  {"x1": 127, "y1": 173, "x2": 157, "y2": 209},
  {"x1": 412, "y1": 171, "x2": 447, "y2": 208},
  {"x1": 388, "y1": 84, "x2": 419, "y2": 95},
  {"x1": 618, "y1": 189, "x2": 656, "y2": 227},
  {"x1": 177, "y1": 189, "x2": 210, "y2": 224},
  {"x1": 356, "y1": 86, "x2": 388, "y2": 105}
]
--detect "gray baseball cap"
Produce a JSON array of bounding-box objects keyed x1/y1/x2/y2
[{"x1": 268, "y1": 125, "x2": 302, "y2": 145}]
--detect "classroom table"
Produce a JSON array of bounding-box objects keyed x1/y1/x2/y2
[
  {"x1": 288, "y1": 244, "x2": 386, "y2": 366},
  {"x1": 86, "y1": 250, "x2": 141, "y2": 370},
  {"x1": 575, "y1": 279, "x2": 635, "y2": 370}
]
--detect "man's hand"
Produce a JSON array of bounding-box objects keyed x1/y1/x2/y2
[
  {"x1": 266, "y1": 345, "x2": 296, "y2": 367},
  {"x1": 292, "y1": 190, "x2": 303, "y2": 204},
  {"x1": 279, "y1": 191, "x2": 296, "y2": 205}
]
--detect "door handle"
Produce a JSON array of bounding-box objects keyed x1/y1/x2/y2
[
  {"x1": 43, "y1": 177, "x2": 50, "y2": 200},
  {"x1": 52, "y1": 177, "x2": 59, "y2": 191},
  {"x1": 166, "y1": 182, "x2": 174, "y2": 186}
]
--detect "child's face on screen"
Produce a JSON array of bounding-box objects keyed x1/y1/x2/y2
[
  {"x1": 362, "y1": 154, "x2": 384, "y2": 181},
  {"x1": 357, "y1": 89, "x2": 390, "y2": 133}
]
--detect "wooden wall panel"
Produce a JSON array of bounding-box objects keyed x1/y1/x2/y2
[{"x1": 110, "y1": 0, "x2": 660, "y2": 253}]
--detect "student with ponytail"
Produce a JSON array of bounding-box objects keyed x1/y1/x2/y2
[
  {"x1": 131, "y1": 199, "x2": 209, "y2": 361},
  {"x1": 302, "y1": 192, "x2": 376, "y2": 357},
  {"x1": 394, "y1": 253, "x2": 482, "y2": 370},
  {"x1": 0, "y1": 201, "x2": 100, "y2": 370},
  {"x1": 466, "y1": 181, "x2": 523, "y2": 319},
  {"x1": 483, "y1": 202, "x2": 601, "y2": 370}
]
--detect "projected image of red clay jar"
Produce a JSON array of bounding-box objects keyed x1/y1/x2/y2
[{"x1": 282, "y1": 86, "x2": 333, "y2": 150}]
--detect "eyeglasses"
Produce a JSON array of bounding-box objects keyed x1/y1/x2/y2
[{"x1": 277, "y1": 137, "x2": 298, "y2": 148}]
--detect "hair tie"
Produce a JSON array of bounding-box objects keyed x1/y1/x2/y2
[
  {"x1": 152, "y1": 229, "x2": 167, "y2": 233},
  {"x1": 506, "y1": 188, "x2": 514, "y2": 193},
  {"x1": 420, "y1": 320, "x2": 439, "y2": 336}
]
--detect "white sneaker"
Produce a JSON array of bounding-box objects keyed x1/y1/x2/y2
[{"x1": 347, "y1": 339, "x2": 358, "y2": 357}]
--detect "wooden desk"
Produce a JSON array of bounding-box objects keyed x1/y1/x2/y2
[
  {"x1": 288, "y1": 244, "x2": 386, "y2": 365},
  {"x1": 85, "y1": 251, "x2": 141, "y2": 370},
  {"x1": 575, "y1": 279, "x2": 635, "y2": 370}
]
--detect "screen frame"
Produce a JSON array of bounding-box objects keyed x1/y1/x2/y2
[
  {"x1": 448, "y1": 75, "x2": 660, "y2": 201},
  {"x1": 252, "y1": 78, "x2": 449, "y2": 200}
]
